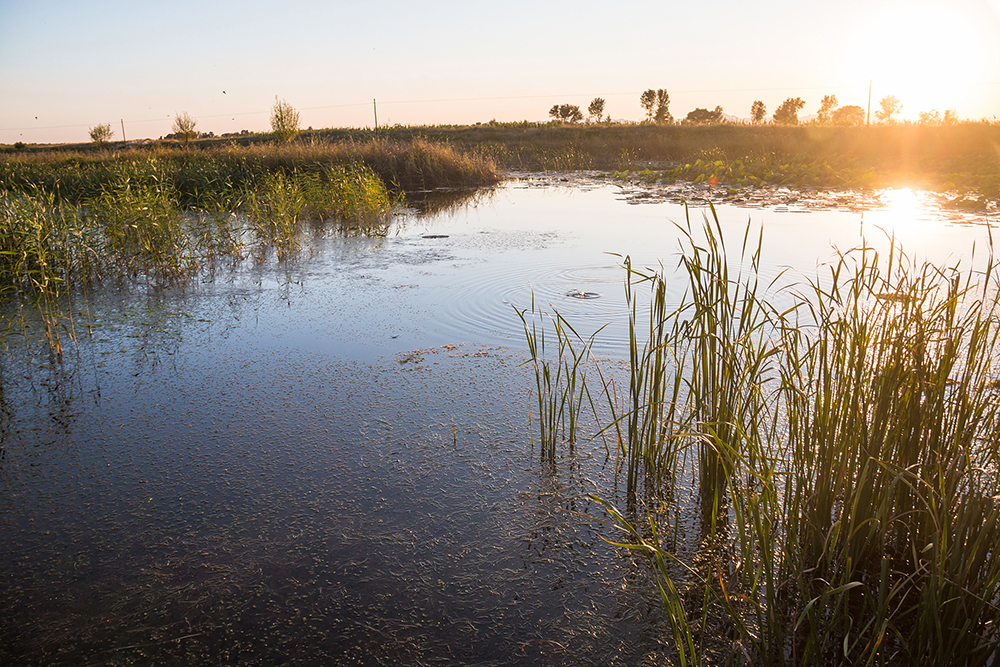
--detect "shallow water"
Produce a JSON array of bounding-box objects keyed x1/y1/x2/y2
[{"x1": 0, "y1": 174, "x2": 994, "y2": 665}]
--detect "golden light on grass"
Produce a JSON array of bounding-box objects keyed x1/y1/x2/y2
[{"x1": 843, "y1": 0, "x2": 991, "y2": 118}]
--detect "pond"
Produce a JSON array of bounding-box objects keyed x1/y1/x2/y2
[{"x1": 0, "y1": 174, "x2": 994, "y2": 665}]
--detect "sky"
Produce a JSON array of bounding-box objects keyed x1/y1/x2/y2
[{"x1": 2, "y1": 0, "x2": 1000, "y2": 144}]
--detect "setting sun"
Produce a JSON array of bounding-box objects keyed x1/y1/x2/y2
[{"x1": 844, "y1": 1, "x2": 993, "y2": 119}]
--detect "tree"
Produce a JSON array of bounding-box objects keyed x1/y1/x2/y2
[
  {"x1": 773, "y1": 97, "x2": 806, "y2": 125},
  {"x1": 640, "y1": 89, "x2": 657, "y2": 122},
  {"x1": 271, "y1": 97, "x2": 300, "y2": 141},
  {"x1": 918, "y1": 110, "x2": 941, "y2": 125},
  {"x1": 549, "y1": 104, "x2": 583, "y2": 123},
  {"x1": 875, "y1": 95, "x2": 902, "y2": 124},
  {"x1": 588, "y1": 97, "x2": 606, "y2": 122},
  {"x1": 943, "y1": 109, "x2": 958, "y2": 125},
  {"x1": 750, "y1": 100, "x2": 766, "y2": 124},
  {"x1": 831, "y1": 105, "x2": 865, "y2": 126},
  {"x1": 172, "y1": 112, "x2": 198, "y2": 146},
  {"x1": 654, "y1": 89, "x2": 672, "y2": 125},
  {"x1": 816, "y1": 95, "x2": 838, "y2": 124},
  {"x1": 683, "y1": 106, "x2": 724, "y2": 125},
  {"x1": 89, "y1": 123, "x2": 113, "y2": 146}
]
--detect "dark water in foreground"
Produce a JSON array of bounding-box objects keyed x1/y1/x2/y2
[{"x1": 1, "y1": 175, "x2": 993, "y2": 665}]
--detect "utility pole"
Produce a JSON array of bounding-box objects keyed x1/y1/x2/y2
[
  {"x1": 373, "y1": 99, "x2": 378, "y2": 133},
  {"x1": 120, "y1": 119, "x2": 127, "y2": 144},
  {"x1": 866, "y1": 81, "x2": 872, "y2": 126}
]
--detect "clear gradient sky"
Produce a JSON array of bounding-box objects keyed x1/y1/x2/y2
[{"x1": 2, "y1": 0, "x2": 1000, "y2": 144}]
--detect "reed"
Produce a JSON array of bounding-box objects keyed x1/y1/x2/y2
[
  {"x1": 516, "y1": 296, "x2": 599, "y2": 460},
  {"x1": 0, "y1": 161, "x2": 400, "y2": 354},
  {"x1": 0, "y1": 188, "x2": 91, "y2": 357},
  {"x1": 0, "y1": 139, "x2": 499, "y2": 207},
  {"x1": 91, "y1": 178, "x2": 194, "y2": 282},
  {"x1": 581, "y1": 210, "x2": 1000, "y2": 665},
  {"x1": 592, "y1": 255, "x2": 684, "y2": 506}
]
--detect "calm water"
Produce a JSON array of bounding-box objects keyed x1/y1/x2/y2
[{"x1": 0, "y1": 175, "x2": 993, "y2": 665}]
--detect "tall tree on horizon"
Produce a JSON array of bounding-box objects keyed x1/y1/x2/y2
[
  {"x1": 654, "y1": 89, "x2": 672, "y2": 125},
  {"x1": 773, "y1": 97, "x2": 806, "y2": 125},
  {"x1": 588, "y1": 97, "x2": 606, "y2": 122},
  {"x1": 875, "y1": 95, "x2": 902, "y2": 123},
  {"x1": 816, "y1": 95, "x2": 838, "y2": 124}
]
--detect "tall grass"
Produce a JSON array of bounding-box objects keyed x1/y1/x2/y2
[
  {"x1": 556, "y1": 209, "x2": 1000, "y2": 664},
  {"x1": 0, "y1": 188, "x2": 92, "y2": 357},
  {"x1": 516, "y1": 296, "x2": 598, "y2": 461},
  {"x1": 0, "y1": 138, "x2": 499, "y2": 206},
  {"x1": 0, "y1": 162, "x2": 400, "y2": 354},
  {"x1": 322, "y1": 122, "x2": 1000, "y2": 197}
]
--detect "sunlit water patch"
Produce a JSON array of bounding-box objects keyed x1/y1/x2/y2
[{"x1": 1, "y1": 174, "x2": 995, "y2": 665}]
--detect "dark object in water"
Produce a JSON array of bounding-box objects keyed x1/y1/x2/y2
[
  {"x1": 422, "y1": 234, "x2": 450, "y2": 239},
  {"x1": 566, "y1": 289, "x2": 600, "y2": 299}
]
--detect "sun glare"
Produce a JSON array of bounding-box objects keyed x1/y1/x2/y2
[
  {"x1": 864, "y1": 188, "x2": 939, "y2": 247},
  {"x1": 843, "y1": 1, "x2": 990, "y2": 118}
]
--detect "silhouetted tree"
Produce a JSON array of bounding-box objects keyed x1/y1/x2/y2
[
  {"x1": 654, "y1": 89, "x2": 672, "y2": 125},
  {"x1": 271, "y1": 97, "x2": 300, "y2": 141},
  {"x1": 640, "y1": 89, "x2": 657, "y2": 122},
  {"x1": 875, "y1": 95, "x2": 902, "y2": 124},
  {"x1": 88, "y1": 123, "x2": 113, "y2": 146},
  {"x1": 588, "y1": 97, "x2": 606, "y2": 122},
  {"x1": 943, "y1": 109, "x2": 958, "y2": 125},
  {"x1": 683, "y1": 106, "x2": 724, "y2": 125},
  {"x1": 549, "y1": 104, "x2": 583, "y2": 123},
  {"x1": 773, "y1": 97, "x2": 806, "y2": 125},
  {"x1": 750, "y1": 100, "x2": 766, "y2": 124},
  {"x1": 172, "y1": 112, "x2": 197, "y2": 146},
  {"x1": 918, "y1": 110, "x2": 941, "y2": 125},
  {"x1": 831, "y1": 105, "x2": 865, "y2": 126},
  {"x1": 565, "y1": 105, "x2": 583, "y2": 122},
  {"x1": 816, "y1": 95, "x2": 838, "y2": 124}
]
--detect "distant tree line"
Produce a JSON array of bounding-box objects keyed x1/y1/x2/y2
[{"x1": 544, "y1": 89, "x2": 963, "y2": 128}]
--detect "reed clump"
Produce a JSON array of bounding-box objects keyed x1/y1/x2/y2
[
  {"x1": 542, "y1": 209, "x2": 1000, "y2": 665},
  {"x1": 0, "y1": 158, "x2": 402, "y2": 354},
  {"x1": 516, "y1": 297, "x2": 598, "y2": 461}
]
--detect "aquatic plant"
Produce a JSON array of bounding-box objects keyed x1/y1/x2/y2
[
  {"x1": 580, "y1": 210, "x2": 1000, "y2": 665},
  {"x1": 516, "y1": 296, "x2": 599, "y2": 461},
  {"x1": 0, "y1": 188, "x2": 91, "y2": 357},
  {"x1": 0, "y1": 158, "x2": 402, "y2": 357},
  {"x1": 91, "y1": 177, "x2": 194, "y2": 281}
]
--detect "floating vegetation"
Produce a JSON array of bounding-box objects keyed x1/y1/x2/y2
[{"x1": 530, "y1": 207, "x2": 1000, "y2": 665}]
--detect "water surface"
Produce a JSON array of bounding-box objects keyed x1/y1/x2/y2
[{"x1": 1, "y1": 174, "x2": 993, "y2": 665}]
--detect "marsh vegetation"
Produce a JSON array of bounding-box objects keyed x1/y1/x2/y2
[
  {"x1": 0, "y1": 139, "x2": 498, "y2": 351},
  {"x1": 2, "y1": 130, "x2": 999, "y2": 664},
  {"x1": 525, "y1": 209, "x2": 1000, "y2": 665}
]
